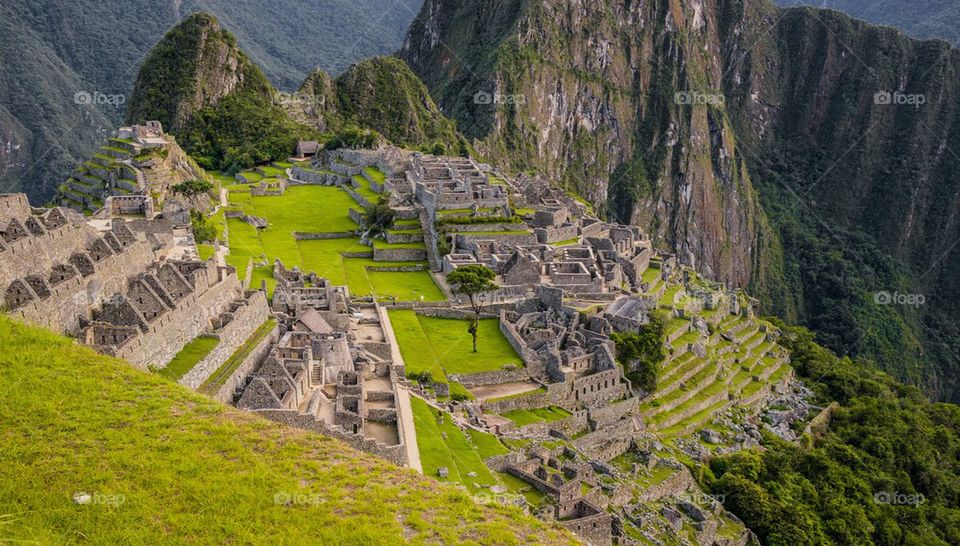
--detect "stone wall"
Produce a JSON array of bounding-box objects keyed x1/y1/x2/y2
[
  {"x1": 255, "y1": 409, "x2": 407, "y2": 466},
  {"x1": 113, "y1": 269, "x2": 243, "y2": 369},
  {"x1": 209, "y1": 322, "x2": 279, "y2": 404},
  {"x1": 6, "y1": 227, "x2": 158, "y2": 334},
  {"x1": 373, "y1": 247, "x2": 427, "y2": 262},
  {"x1": 453, "y1": 368, "x2": 529, "y2": 387},
  {"x1": 178, "y1": 290, "x2": 271, "y2": 389},
  {"x1": 293, "y1": 231, "x2": 355, "y2": 240}
]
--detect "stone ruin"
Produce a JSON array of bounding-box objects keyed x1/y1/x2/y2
[{"x1": 233, "y1": 261, "x2": 414, "y2": 466}]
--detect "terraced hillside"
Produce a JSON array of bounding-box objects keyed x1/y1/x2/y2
[
  {"x1": 0, "y1": 316, "x2": 574, "y2": 544},
  {"x1": 633, "y1": 260, "x2": 794, "y2": 439}
]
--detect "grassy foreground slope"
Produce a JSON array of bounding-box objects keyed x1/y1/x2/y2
[{"x1": 0, "y1": 317, "x2": 574, "y2": 545}]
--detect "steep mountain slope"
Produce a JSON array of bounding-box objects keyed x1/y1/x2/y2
[
  {"x1": 402, "y1": 0, "x2": 770, "y2": 290},
  {"x1": 127, "y1": 17, "x2": 465, "y2": 172},
  {"x1": 0, "y1": 316, "x2": 573, "y2": 544},
  {"x1": 400, "y1": 0, "x2": 960, "y2": 401},
  {"x1": 292, "y1": 57, "x2": 468, "y2": 154},
  {"x1": 0, "y1": 0, "x2": 424, "y2": 204},
  {"x1": 778, "y1": 0, "x2": 960, "y2": 46},
  {"x1": 127, "y1": 14, "x2": 318, "y2": 174}
]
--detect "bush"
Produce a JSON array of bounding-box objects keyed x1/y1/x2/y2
[
  {"x1": 172, "y1": 179, "x2": 214, "y2": 196},
  {"x1": 190, "y1": 210, "x2": 217, "y2": 243}
]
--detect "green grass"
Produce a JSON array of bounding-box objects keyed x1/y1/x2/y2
[
  {"x1": 389, "y1": 311, "x2": 524, "y2": 383},
  {"x1": 197, "y1": 243, "x2": 215, "y2": 261},
  {"x1": 156, "y1": 336, "x2": 219, "y2": 381},
  {"x1": 200, "y1": 320, "x2": 276, "y2": 395},
  {"x1": 225, "y1": 185, "x2": 443, "y2": 301},
  {"x1": 553, "y1": 237, "x2": 581, "y2": 246},
  {"x1": 411, "y1": 397, "x2": 503, "y2": 494},
  {"x1": 501, "y1": 407, "x2": 572, "y2": 427},
  {"x1": 237, "y1": 170, "x2": 263, "y2": 182},
  {"x1": 0, "y1": 316, "x2": 572, "y2": 544},
  {"x1": 466, "y1": 429, "x2": 510, "y2": 460},
  {"x1": 363, "y1": 166, "x2": 386, "y2": 184}
]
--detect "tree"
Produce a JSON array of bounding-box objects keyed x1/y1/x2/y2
[
  {"x1": 446, "y1": 265, "x2": 498, "y2": 353},
  {"x1": 610, "y1": 315, "x2": 666, "y2": 393},
  {"x1": 363, "y1": 197, "x2": 395, "y2": 237},
  {"x1": 171, "y1": 179, "x2": 213, "y2": 196}
]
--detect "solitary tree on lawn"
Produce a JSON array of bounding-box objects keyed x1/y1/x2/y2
[{"x1": 446, "y1": 264, "x2": 499, "y2": 353}]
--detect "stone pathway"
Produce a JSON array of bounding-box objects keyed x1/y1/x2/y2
[{"x1": 395, "y1": 386, "x2": 422, "y2": 473}]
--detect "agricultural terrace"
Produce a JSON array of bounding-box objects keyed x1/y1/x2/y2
[{"x1": 222, "y1": 182, "x2": 443, "y2": 302}]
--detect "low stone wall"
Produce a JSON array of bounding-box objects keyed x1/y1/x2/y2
[
  {"x1": 515, "y1": 410, "x2": 589, "y2": 437},
  {"x1": 348, "y1": 207, "x2": 364, "y2": 224},
  {"x1": 178, "y1": 291, "x2": 271, "y2": 390},
  {"x1": 210, "y1": 322, "x2": 279, "y2": 404},
  {"x1": 637, "y1": 465, "x2": 696, "y2": 502},
  {"x1": 366, "y1": 264, "x2": 427, "y2": 272},
  {"x1": 454, "y1": 368, "x2": 529, "y2": 388},
  {"x1": 344, "y1": 187, "x2": 375, "y2": 209},
  {"x1": 254, "y1": 409, "x2": 407, "y2": 466},
  {"x1": 373, "y1": 247, "x2": 427, "y2": 262},
  {"x1": 483, "y1": 390, "x2": 552, "y2": 414},
  {"x1": 385, "y1": 230, "x2": 423, "y2": 244},
  {"x1": 589, "y1": 397, "x2": 639, "y2": 429},
  {"x1": 293, "y1": 231, "x2": 355, "y2": 240}
]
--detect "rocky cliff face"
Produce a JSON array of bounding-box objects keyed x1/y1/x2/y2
[
  {"x1": 402, "y1": 0, "x2": 960, "y2": 400},
  {"x1": 402, "y1": 0, "x2": 768, "y2": 288}
]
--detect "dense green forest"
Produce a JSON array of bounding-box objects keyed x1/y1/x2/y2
[{"x1": 707, "y1": 322, "x2": 960, "y2": 545}]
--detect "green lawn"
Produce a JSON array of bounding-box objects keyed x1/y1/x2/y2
[
  {"x1": 0, "y1": 316, "x2": 572, "y2": 544},
  {"x1": 389, "y1": 311, "x2": 523, "y2": 383},
  {"x1": 225, "y1": 185, "x2": 443, "y2": 301},
  {"x1": 501, "y1": 407, "x2": 572, "y2": 427},
  {"x1": 411, "y1": 397, "x2": 503, "y2": 494},
  {"x1": 157, "y1": 336, "x2": 219, "y2": 381},
  {"x1": 197, "y1": 243, "x2": 215, "y2": 261}
]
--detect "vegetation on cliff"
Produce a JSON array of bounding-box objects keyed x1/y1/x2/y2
[
  {"x1": 296, "y1": 57, "x2": 470, "y2": 155},
  {"x1": 127, "y1": 14, "x2": 320, "y2": 174},
  {"x1": 0, "y1": 316, "x2": 573, "y2": 544},
  {"x1": 707, "y1": 323, "x2": 960, "y2": 545}
]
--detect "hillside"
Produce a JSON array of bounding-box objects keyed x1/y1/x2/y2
[
  {"x1": 0, "y1": 316, "x2": 573, "y2": 544},
  {"x1": 127, "y1": 14, "x2": 319, "y2": 174},
  {"x1": 292, "y1": 57, "x2": 468, "y2": 155},
  {"x1": 400, "y1": 0, "x2": 960, "y2": 402},
  {"x1": 778, "y1": 0, "x2": 960, "y2": 46},
  {"x1": 0, "y1": 0, "x2": 424, "y2": 204}
]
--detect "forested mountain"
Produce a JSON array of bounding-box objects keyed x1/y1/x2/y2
[
  {"x1": 401, "y1": 0, "x2": 960, "y2": 402},
  {"x1": 0, "y1": 0, "x2": 423, "y2": 203},
  {"x1": 778, "y1": 0, "x2": 960, "y2": 46}
]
